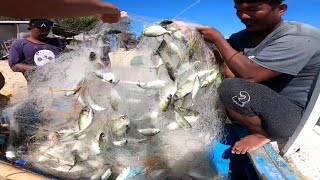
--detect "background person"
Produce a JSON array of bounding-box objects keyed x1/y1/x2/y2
[{"x1": 8, "y1": 19, "x2": 66, "y2": 83}]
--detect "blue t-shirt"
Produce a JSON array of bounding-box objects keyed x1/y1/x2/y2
[
  {"x1": 228, "y1": 21, "x2": 320, "y2": 109},
  {"x1": 8, "y1": 38, "x2": 65, "y2": 67}
]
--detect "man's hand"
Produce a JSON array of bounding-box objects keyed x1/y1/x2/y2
[
  {"x1": 11, "y1": 64, "x2": 37, "y2": 73},
  {"x1": 120, "y1": 11, "x2": 128, "y2": 19},
  {"x1": 100, "y1": 8, "x2": 121, "y2": 23},
  {"x1": 196, "y1": 26, "x2": 225, "y2": 44},
  {"x1": 100, "y1": 10, "x2": 128, "y2": 23}
]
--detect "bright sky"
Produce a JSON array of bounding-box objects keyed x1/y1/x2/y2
[{"x1": 105, "y1": 0, "x2": 320, "y2": 37}]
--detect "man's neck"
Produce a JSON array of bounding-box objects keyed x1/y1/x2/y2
[
  {"x1": 26, "y1": 36, "x2": 48, "y2": 44},
  {"x1": 249, "y1": 20, "x2": 283, "y2": 46}
]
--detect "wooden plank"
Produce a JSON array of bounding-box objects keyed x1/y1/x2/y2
[
  {"x1": 230, "y1": 124, "x2": 302, "y2": 179},
  {"x1": 248, "y1": 144, "x2": 301, "y2": 180},
  {"x1": 281, "y1": 75, "x2": 320, "y2": 156},
  {"x1": 248, "y1": 146, "x2": 286, "y2": 180},
  {"x1": 0, "y1": 161, "x2": 50, "y2": 180}
]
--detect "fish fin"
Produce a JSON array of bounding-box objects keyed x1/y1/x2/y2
[
  {"x1": 137, "y1": 81, "x2": 141, "y2": 88},
  {"x1": 114, "y1": 80, "x2": 120, "y2": 86}
]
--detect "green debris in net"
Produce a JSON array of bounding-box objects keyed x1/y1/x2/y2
[{"x1": 130, "y1": 56, "x2": 144, "y2": 66}]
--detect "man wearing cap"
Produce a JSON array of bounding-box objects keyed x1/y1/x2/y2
[
  {"x1": 197, "y1": 0, "x2": 320, "y2": 154},
  {"x1": 0, "y1": 0, "x2": 127, "y2": 90},
  {"x1": 8, "y1": 19, "x2": 66, "y2": 82}
]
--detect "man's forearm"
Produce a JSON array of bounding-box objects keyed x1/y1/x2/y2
[
  {"x1": 222, "y1": 62, "x2": 235, "y2": 78},
  {"x1": 11, "y1": 64, "x2": 37, "y2": 73},
  {"x1": 213, "y1": 38, "x2": 264, "y2": 81},
  {"x1": 214, "y1": 39, "x2": 281, "y2": 82},
  {"x1": 1, "y1": 0, "x2": 119, "y2": 19}
]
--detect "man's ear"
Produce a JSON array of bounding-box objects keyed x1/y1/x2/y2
[{"x1": 278, "y1": 3, "x2": 288, "y2": 16}]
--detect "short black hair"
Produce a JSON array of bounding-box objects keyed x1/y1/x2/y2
[{"x1": 234, "y1": 0, "x2": 283, "y2": 5}]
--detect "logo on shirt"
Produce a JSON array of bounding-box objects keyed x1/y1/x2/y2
[
  {"x1": 232, "y1": 91, "x2": 251, "y2": 107},
  {"x1": 248, "y1": 55, "x2": 255, "y2": 60},
  {"x1": 34, "y1": 49, "x2": 55, "y2": 66}
]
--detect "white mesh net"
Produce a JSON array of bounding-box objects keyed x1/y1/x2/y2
[{"x1": 3, "y1": 16, "x2": 226, "y2": 179}]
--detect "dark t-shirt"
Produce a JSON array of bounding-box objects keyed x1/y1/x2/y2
[
  {"x1": 8, "y1": 38, "x2": 65, "y2": 80},
  {"x1": 228, "y1": 21, "x2": 320, "y2": 109},
  {"x1": 8, "y1": 38, "x2": 65, "y2": 67}
]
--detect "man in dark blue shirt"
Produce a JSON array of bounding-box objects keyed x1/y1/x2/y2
[{"x1": 9, "y1": 19, "x2": 66, "y2": 82}]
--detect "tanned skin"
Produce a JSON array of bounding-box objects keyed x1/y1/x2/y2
[
  {"x1": 0, "y1": 0, "x2": 125, "y2": 23},
  {"x1": 197, "y1": 2, "x2": 288, "y2": 154}
]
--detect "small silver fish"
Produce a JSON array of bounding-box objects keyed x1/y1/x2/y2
[
  {"x1": 188, "y1": 37, "x2": 200, "y2": 60},
  {"x1": 143, "y1": 25, "x2": 171, "y2": 37},
  {"x1": 201, "y1": 71, "x2": 219, "y2": 88},
  {"x1": 99, "y1": 132, "x2": 110, "y2": 151},
  {"x1": 173, "y1": 79, "x2": 195, "y2": 100},
  {"x1": 112, "y1": 115, "x2": 130, "y2": 136},
  {"x1": 157, "y1": 37, "x2": 181, "y2": 69},
  {"x1": 137, "y1": 80, "x2": 168, "y2": 90},
  {"x1": 75, "y1": 106, "x2": 93, "y2": 136},
  {"x1": 174, "y1": 110, "x2": 192, "y2": 130},
  {"x1": 110, "y1": 88, "x2": 121, "y2": 111},
  {"x1": 138, "y1": 128, "x2": 160, "y2": 136},
  {"x1": 187, "y1": 69, "x2": 215, "y2": 81},
  {"x1": 164, "y1": 62, "x2": 176, "y2": 82},
  {"x1": 160, "y1": 94, "x2": 172, "y2": 112},
  {"x1": 95, "y1": 70, "x2": 119, "y2": 84},
  {"x1": 174, "y1": 106, "x2": 200, "y2": 117},
  {"x1": 174, "y1": 107, "x2": 200, "y2": 123},
  {"x1": 112, "y1": 140, "x2": 128, "y2": 146},
  {"x1": 101, "y1": 168, "x2": 112, "y2": 180},
  {"x1": 167, "y1": 27, "x2": 186, "y2": 41},
  {"x1": 163, "y1": 35, "x2": 182, "y2": 59}
]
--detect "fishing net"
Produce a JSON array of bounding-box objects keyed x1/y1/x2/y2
[{"x1": 3, "y1": 16, "x2": 226, "y2": 179}]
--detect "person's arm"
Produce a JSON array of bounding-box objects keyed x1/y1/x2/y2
[
  {"x1": 222, "y1": 62, "x2": 235, "y2": 78},
  {"x1": 8, "y1": 41, "x2": 38, "y2": 73},
  {"x1": 1, "y1": 0, "x2": 122, "y2": 23},
  {"x1": 198, "y1": 26, "x2": 317, "y2": 82},
  {"x1": 11, "y1": 64, "x2": 37, "y2": 73},
  {"x1": 212, "y1": 47, "x2": 235, "y2": 78},
  {"x1": 197, "y1": 27, "x2": 280, "y2": 83}
]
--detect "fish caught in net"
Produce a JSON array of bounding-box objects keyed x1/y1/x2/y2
[{"x1": 3, "y1": 18, "x2": 226, "y2": 179}]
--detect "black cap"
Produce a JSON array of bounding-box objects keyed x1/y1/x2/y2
[
  {"x1": 29, "y1": 19, "x2": 54, "y2": 28},
  {"x1": 234, "y1": 0, "x2": 284, "y2": 3}
]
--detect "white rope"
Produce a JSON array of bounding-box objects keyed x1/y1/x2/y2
[{"x1": 173, "y1": 0, "x2": 201, "y2": 20}]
